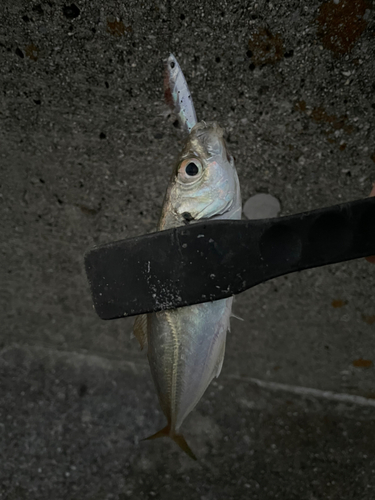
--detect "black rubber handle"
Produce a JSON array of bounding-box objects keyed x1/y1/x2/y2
[{"x1": 85, "y1": 197, "x2": 375, "y2": 319}]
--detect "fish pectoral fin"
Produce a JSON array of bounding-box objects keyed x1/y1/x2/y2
[
  {"x1": 133, "y1": 314, "x2": 148, "y2": 350},
  {"x1": 215, "y1": 337, "x2": 226, "y2": 378},
  {"x1": 143, "y1": 425, "x2": 197, "y2": 461},
  {"x1": 231, "y1": 313, "x2": 244, "y2": 322}
]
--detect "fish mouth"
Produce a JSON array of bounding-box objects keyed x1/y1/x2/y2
[
  {"x1": 182, "y1": 212, "x2": 194, "y2": 225},
  {"x1": 197, "y1": 198, "x2": 234, "y2": 221},
  {"x1": 180, "y1": 199, "x2": 234, "y2": 225}
]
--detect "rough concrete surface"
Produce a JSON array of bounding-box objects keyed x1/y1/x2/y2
[{"x1": 0, "y1": 0, "x2": 375, "y2": 498}]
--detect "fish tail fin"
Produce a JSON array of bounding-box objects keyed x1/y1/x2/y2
[
  {"x1": 172, "y1": 433, "x2": 197, "y2": 461},
  {"x1": 143, "y1": 425, "x2": 170, "y2": 441},
  {"x1": 143, "y1": 425, "x2": 197, "y2": 461}
]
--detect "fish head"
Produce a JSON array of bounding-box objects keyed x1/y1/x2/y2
[{"x1": 159, "y1": 121, "x2": 241, "y2": 229}]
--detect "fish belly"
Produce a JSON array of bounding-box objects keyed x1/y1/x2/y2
[{"x1": 147, "y1": 297, "x2": 232, "y2": 432}]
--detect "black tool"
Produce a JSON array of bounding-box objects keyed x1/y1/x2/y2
[{"x1": 85, "y1": 198, "x2": 375, "y2": 320}]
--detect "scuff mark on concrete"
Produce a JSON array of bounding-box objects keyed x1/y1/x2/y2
[
  {"x1": 331, "y1": 299, "x2": 347, "y2": 308},
  {"x1": 362, "y1": 314, "x2": 375, "y2": 325},
  {"x1": 317, "y1": 0, "x2": 370, "y2": 55},
  {"x1": 248, "y1": 27, "x2": 284, "y2": 66},
  {"x1": 25, "y1": 43, "x2": 39, "y2": 61},
  {"x1": 227, "y1": 374, "x2": 375, "y2": 407},
  {"x1": 295, "y1": 100, "x2": 355, "y2": 144},
  {"x1": 352, "y1": 358, "x2": 373, "y2": 368},
  {"x1": 107, "y1": 17, "x2": 132, "y2": 37}
]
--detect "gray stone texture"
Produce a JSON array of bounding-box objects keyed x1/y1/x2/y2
[{"x1": 1, "y1": 0, "x2": 375, "y2": 498}]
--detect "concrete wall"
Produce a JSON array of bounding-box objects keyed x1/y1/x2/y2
[{"x1": 1, "y1": 0, "x2": 375, "y2": 498}]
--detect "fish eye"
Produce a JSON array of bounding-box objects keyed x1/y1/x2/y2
[
  {"x1": 185, "y1": 162, "x2": 199, "y2": 176},
  {"x1": 178, "y1": 158, "x2": 203, "y2": 183}
]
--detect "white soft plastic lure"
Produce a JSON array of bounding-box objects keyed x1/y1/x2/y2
[
  {"x1": 134, "y1": 55, "x2": 241, "y2": 459},
  {"x1": 164, "y1": 53, "x2": 197, "y2": 135}
]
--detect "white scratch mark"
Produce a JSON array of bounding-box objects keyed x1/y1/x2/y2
[{"x1": 227, "y1": 375, "x2": 375, "y2": 408}]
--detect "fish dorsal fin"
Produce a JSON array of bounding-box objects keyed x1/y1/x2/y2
[{"x1": 133, "y1": 314, "x2": 148, "y2": 350}]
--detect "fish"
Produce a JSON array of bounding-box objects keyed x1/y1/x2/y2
[{"x1": 133, "y1": 55, "x2": 242, "y2": 459}]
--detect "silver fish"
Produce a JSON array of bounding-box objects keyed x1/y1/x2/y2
[{"x1": 134, "y1": 57, "x2": 241, "y2": 459}]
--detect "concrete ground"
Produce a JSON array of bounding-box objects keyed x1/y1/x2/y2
[{"x1": 1, "y1": 0, "x2": 375, "y2": 498}]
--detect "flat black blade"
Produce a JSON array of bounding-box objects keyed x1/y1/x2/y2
[{"x1": 84, "y1": 198, "x2": 375, "y2": 319}]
